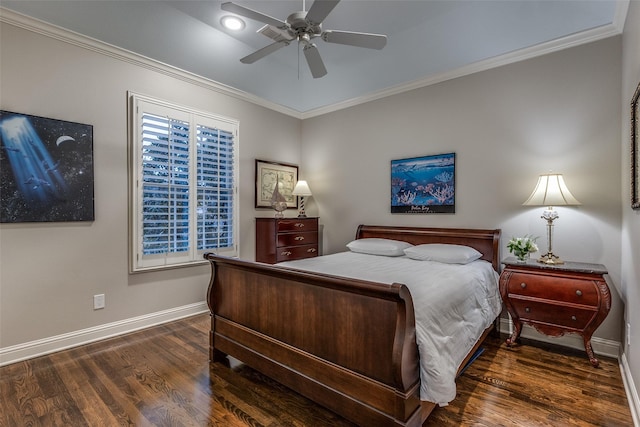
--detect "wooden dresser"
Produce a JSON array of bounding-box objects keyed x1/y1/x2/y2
[
  {"x1": 499, "y1": 257, "x2": 611, "y2": 367},
  {"x1": 255, "y1": 217, "x2": 319, "y2": 264}
]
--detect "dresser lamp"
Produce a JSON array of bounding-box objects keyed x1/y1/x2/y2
[
  {"x1": 292, "y1": 180, "x2": 312, "y2": 217},
  {"x1": 523, "y1": 173, "x2": 580, "y2": 265}
]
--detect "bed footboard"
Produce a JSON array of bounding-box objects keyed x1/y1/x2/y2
[
  {"x1": 205, "y1": 254, "x2": 423, "y2": 427},
  {"x1": 204, "y1": 225, "x2": 501, "y2": 426}
]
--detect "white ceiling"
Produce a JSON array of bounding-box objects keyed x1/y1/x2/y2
[{"x1": 1, "y1": 1, "x2": 628, "y2": 116}]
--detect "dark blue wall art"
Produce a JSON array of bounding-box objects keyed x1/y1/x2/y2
[
  {"x1": 0, "y1": 110, "x2": 94, "y2": 222},
  {"x1": 391, "y1": 152, "x2": 455, "y2": 214}
]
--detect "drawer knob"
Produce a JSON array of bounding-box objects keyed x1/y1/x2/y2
[
  {"x1": 295, "y1": 223, "x2": 305, "y2": 228},
  {"x1": 307, "y1": 248, "x2": 317, "y2": 253},
  {"x1": 571, "y1": 315, "x2": 577, "y2": 321},
  {"x1": 281, "y1": 251, "x2": 292, "y2": 256},
  {"x1": 575, "y1": 290, "x2": 583, "y2": 296},
  {"x1": 520, "y1": 282, "x2": 527, "y2": 289},
  {"x1": 295, "y1": 236, "x2": 305, "y2": 241},
  {"x1": 525, "y1": 307, "x2": 531, "y2": 313}
]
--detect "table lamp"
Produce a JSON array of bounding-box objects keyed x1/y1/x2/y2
[
  {"x1": 292, "y1": 180, "x2": 312, "y2": 217},
  {"x1": 523, "y1": 173, "x2": 580, "y2": 264}
]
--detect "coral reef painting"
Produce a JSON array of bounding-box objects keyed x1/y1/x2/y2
[
  {"x1": 0, "y1": 110, "x2": 94, "y2": 222},
  {"x1": 391, "y1": 152, "x2": 455, "y2": 213}
]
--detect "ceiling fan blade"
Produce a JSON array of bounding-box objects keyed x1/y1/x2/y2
[
  {"x1": 240, "y1": 41, "x2": 289, "y2": 64},
  {"x1": 322, "y1": 30, "x2": 387, "y2": 50},
  {"x1": 303, "y1": 43, "x2": 327, "y2": 78},
  {"x1": 306, "y1": 0, "x2": 340, "y2": 25},
  {"x1": 221, "y1": 2, "x2": 287, "y2": 28}
]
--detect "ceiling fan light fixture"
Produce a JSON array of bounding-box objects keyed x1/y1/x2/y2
[
  {"x1": 221, "y1": 0, "x2": 387, "y2": 78},
  {"x1": 221, "y1": 15, "x2": 245, "y2": 31}
]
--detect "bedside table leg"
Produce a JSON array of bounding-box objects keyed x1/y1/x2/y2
[
  {"x1": 584, "y1": 336, "x2": 600, "y2": 368},
  {"x1": 506, "y1": 320, "x2": 522, "y2": 347}
]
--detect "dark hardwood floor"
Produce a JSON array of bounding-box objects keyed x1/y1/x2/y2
[{"x1": 0, "y1": 314, "x2": 633, "y2": 426}]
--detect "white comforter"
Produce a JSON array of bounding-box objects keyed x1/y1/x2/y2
[{"x1": 278, "y1": 252, "x2": 502, "y2": 406}]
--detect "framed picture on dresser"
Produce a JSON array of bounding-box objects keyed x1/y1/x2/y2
[
  {"x1": 631, "y1": 80, "x2": 640, "y2": 210},
  {"x1": 255, "y1": 159, "x2": 298, "y2": 209}
]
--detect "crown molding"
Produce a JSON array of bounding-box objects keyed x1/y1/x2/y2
[
  {"x1": 613, "y1": 0, "x2": 631, "y2": 33},
  {"x1": 301, "y1": 17, "x2": 625, "y2": 119},
  {"x1": 1, "y1": 3, "x2": 627, "y2": 121},
  {"x1": 0, "y1": 7, "x2": 303, "y2": 119}
]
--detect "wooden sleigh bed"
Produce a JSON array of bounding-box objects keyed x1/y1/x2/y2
[{"x1": 204, "y1": 225, "x2": 501, "y2": 426}]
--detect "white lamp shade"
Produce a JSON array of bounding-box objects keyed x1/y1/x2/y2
[
  {"x1": 292, "y1": 180, "x2": 312, "y2": 196},
  {"x1": 523, "y1": 174, "x2": 580, "y2": 207}
]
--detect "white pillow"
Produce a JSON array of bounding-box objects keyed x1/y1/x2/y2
[
  {"x1": 403, "y1": 243, "x2": 482, "y2": 264},
  {"x1": 346, "y1": 238, "x2": 413, "y2": 257}
]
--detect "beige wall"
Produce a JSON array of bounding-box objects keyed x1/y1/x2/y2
[
  {"x1": 302, "y1": 37, "x2": 624, "y2": 345},
  {"x1": 0, "y1": 21, "x2": 301, "y2": 349},
  {"x1": 621, "y1": 0, "x2": 640, "y2": 419},
  {"x1": 1, "y1": 8, "x2": 636, "y2": 413}
]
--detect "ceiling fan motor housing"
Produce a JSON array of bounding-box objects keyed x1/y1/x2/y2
[{"x1": 286, "y1": 11, "x2": 322, "y2": 39}]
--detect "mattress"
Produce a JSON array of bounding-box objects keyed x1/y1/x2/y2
[{"x1": 278, "y1": 251, "x2": 502, "y2": 406}]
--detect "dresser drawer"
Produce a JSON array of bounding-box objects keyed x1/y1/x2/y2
[
  {"x1": 509, "y1": 298, "x2": 596, "y2": 330},
  {"x1": 276, "y1": 245, "x2": 318, "y2": 262},
  {"x1": 277, "y1": 231, "x2": 318, "y2": 247},
  {"x1": 506, "y1": 272, "x2": 599, "y2": 306},
  {"x1": 256, "y1": 217, "x2": 320, "y2": 264},
  {"x1": 277, "y1": 219, "x2": 318, "y2": 233}
]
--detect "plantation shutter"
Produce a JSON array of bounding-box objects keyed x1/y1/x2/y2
[
  {"x1": 141, "y1": 113, "x2": 190, "y2": 256},
  {"x1": 131, "y1": 93, "x2": 238, "y2": 272},
  {"x1": 196, "y1": 125, "x2": 235, "y2": 252}
]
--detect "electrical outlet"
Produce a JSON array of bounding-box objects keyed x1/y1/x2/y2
[
  {"x1": 628, "y1": 322, "x2": 631, "y2": 346},
  {"x1": 93, "y1": 294, "x2": 105, "y2": 310}
]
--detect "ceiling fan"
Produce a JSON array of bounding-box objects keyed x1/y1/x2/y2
[{"x1": 221, "y1": 0, "x2": 387, "y2": 78}]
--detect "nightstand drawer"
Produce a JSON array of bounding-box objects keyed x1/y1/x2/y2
[
  {"x1": 506, "y1": 272, "x2": 599, "y2": 306},
  {"x1": 500, "y1": 258, "x2": 611, "y2": 367},
  {"x1": 509, "y1": 298, "x2": 596, "y2": 330},
  {"x1": 276, "y1": 245, "x2": 318, "y2": 262},
  {"x1": 277, "y1": 219, "x2": 318, "y2": 232},
  {"x1": 277, "y1": 231, "x2": 318, "y2": 247}
]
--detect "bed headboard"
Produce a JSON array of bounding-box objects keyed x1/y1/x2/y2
[{"x1": 356, "y1": 225, "x2": 501, "y2": 271}]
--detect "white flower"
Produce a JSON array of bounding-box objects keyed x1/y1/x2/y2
[{"x1": 507, "y1": 235, "x2": 539, "y2": 258}]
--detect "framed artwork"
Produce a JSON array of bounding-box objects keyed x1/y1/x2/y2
[
  {"x1": 632, "y1": 80, "x2": 640, "y2": 210},
  {"x1": 255, "y1": 159, "x2": 298, "y2": 209},
  {"x1": 391, "y1": 152, "x2": 455, "y2": 214},
  {"x1": 0, "y1": 110, "x2": 94, "y2": 222}
]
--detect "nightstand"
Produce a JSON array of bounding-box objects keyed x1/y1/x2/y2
[
  {"x1": 499, "y1": 257, "x2": 611, "y2": 367},
  {"x1": 255, "y1": 217, "x2": 319, "y2": 264}
]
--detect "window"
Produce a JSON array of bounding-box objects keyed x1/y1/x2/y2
[{"x1": 129, "y1": 93, "x2": 238, "y2": 272}]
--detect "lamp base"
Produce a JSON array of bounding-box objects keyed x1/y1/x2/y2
[
  {"x1": 297, "y1": 197, "x2": 307, "y2": 218},
  {"x1": 537, "y1": 252, "x2": 564, "y2": 265}
]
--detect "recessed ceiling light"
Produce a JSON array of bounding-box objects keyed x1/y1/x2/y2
[{"x1": 221, "y1": 15, "x2": 245, "y2": 31}]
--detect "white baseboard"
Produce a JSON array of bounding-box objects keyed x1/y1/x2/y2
[
  {"x1": 498, "y1": 317, "x2": 621, "y2": 359},
  {"x1": 0, "y1": 302, "x2": 209, "y2": 367},
  {"x1": 621, "y1": 352, "x2": 640, "y2": 427}
]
